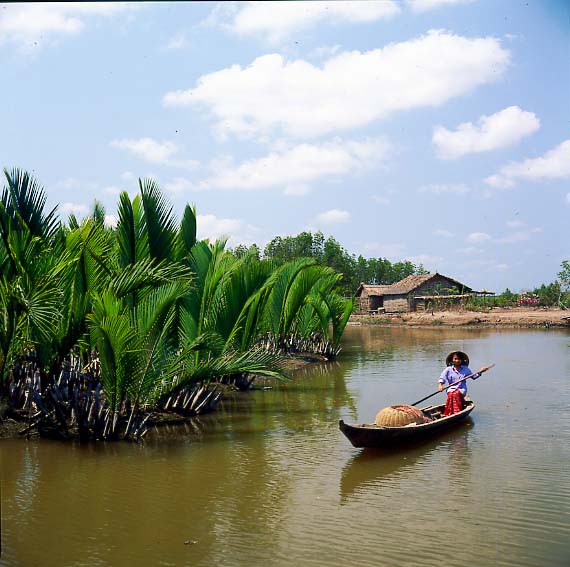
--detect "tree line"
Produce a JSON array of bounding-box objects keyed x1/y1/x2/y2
[
  {"x1": 0, "y1": 169, "x2": 353, "y2": 441},
  {"x1": 477, "y1": 262, "x2": 570, "y2": 308},
  {"x1": 231, "y1": 231, "x2": 429, "y2": 294}
]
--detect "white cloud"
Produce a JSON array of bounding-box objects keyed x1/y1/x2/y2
[
  {"x1": 434, "y1": 229, "x2": 454, "y2": 238},
  {"x1": 506, "y1": 220, "x2": 526, "y2": 228},
  {"x1": 103, "y1": 185, "x2": 125, "y2": 196},
  {"x1": 495, "y1": 263, "x2": 511, "y2": 271},
  {"x1": 405, "y1": 254, "x2": 442, "y2": 267},
  {"x1": 419, "y1": 183, "x2": 470, "y2": 194},
  {"x1": 363, "y1": 242, "x2": 406, "y2": 259},
  {"x1": 110, "y1": 138, "x2": 199, "y2": 169},
  {"x1": 217, "y1": 1, "x2": 400, "y2": 43},
  {"x1": 120, "y1": 171, "x2": 135, "y2": 181},
  {"x1": 196, "y1": 137, "x2": 390, "y2": 191},
  {"x1": 197, "y1": 214, "x2": 259, "y2": 245},
  {"x1": 0, "y1": 3, "x2": 135, "y2": 51},
  {"x1": 457, "y1": 246, "x2": 482, "y2": 254},
  {"x1": 496, "y1": 227, "x2": 543, "y2": 244},
  {"x1": 407, "y1": 0, "x2": 474, "y2": 13},
  {"x1": 310, "y1": 45, "x2": 342, "y2": 59},
  {"x1": 105, "y1": 215, "x2": 119, "y2": 228},
  {"x1": 164, "y1": 30, "x2": 510, "y2": 139},
  {"x1": 313, "y1": 209, "x2": 351, "y2": 226},
  {"x1": 164, "y1": 33, "x2": 188, "y2": 50},
  {"x1": 163, "y1": 177, "x2": 195, "y2": 195},
  {"x1": 496, "y1": 231, "x2": 531, "y2": 244},
  {"x1": 283, "y1": 184, "x2": 311, "y2": 196},
  {"x1": 372, "y1": 195, "x2": 391, "y2": 205},
  {"x1": 485, "y1": 139, "x2": 570, "y2": 188},
  {"x1": 61, "y1": 202, "x2": 89, "y2": 216},
  {"x1": 433, "y1": 106, "x2": 540, "y2": 159},
  {"x1": 466, "y1": 232, "x2": 491, "y2": 243}
]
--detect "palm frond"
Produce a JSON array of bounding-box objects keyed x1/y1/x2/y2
[
  {"x1": 176, "y1": 203, "x2": 197, "y2": 261},
  {"x1": 139, "y1": 178, "x2": 177, "y2": 263},
  {"x1": 3, "y1": 168, "x2": 59, "y2": 239}
]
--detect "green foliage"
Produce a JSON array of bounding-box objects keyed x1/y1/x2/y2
[
  {"x1": 262, "y1": 230, "x2": 425, "y2": 293},
  {"x1": 0, "y1": 170, "x2": 354, "y2": 439}
]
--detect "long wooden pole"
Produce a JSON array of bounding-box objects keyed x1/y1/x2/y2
[{"x1": 411, "y1": 364, "x2": 495, "y2": 406}]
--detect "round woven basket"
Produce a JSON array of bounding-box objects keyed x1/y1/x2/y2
[{"x1": 374, "y1": 404, "x2": 428, "y2": 427}]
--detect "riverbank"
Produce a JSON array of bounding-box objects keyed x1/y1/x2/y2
[{"x1": 349, "y1": 307, "x2": 570, "y2": 328}]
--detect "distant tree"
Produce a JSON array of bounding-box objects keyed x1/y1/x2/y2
[
  {"x1": 497, "y1": 288, "x2": 518, "y2": 307},
  {"x1": 390, "y1": 260, "x2": 417, "y2": 283},
  {"x1": 533, "y1": 282, "x2": 560, "y2": 307},
  {"x1": 557, "y1": 260, "x2": 570, "y2": 307},
  {"x1": 231, "y1": 243, "x2": 260, "y2": 260},
  {"x1": 263, "y1": 231, "x2": 429, "y2": 294}
]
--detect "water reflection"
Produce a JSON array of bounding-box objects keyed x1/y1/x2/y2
[
  {"x1": 339, "y1": 421, "x2": 474, "y2": 504},
  {"x1": 146, "y1": 359, "x2": 358, "y2": 444},
  {"x1": 1, "y1": 328, "x2": 569, "y2": 567}
]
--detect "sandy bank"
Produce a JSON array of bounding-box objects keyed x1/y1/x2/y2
[{"x1": 349, "y1": 307, "x2": 570, "y2": 328}]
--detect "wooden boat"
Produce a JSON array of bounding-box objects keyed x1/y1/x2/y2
[{"x1": 339, "y1": 400, "x2": 475, "y2": 448}]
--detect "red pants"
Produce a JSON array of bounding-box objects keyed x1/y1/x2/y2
[{"x1": 444, "y1": 390, "x2": 464, "y2": 416}]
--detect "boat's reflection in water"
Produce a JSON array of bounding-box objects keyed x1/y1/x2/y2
[{"x1": 339, "y1": 419, "x2": 474, "y2": 504}]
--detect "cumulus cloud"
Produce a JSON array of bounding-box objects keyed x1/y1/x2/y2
[
  {"x1": 283, "y1": 184, "x2": 311, "y2": 196},
  {"x1": 434, "y1": 229, "x2": 454, "y2": 237},
  {"x1": 215, "y1": 1, "x2": 400, "y2": 43},
  {"x1": 433, "y1": 106, "x2": 540, "y2": 159},
  {"x1": 485, "y1": 139, "x2": 570, "y2": 188},
  {"x1": 110, "y1": 138, "x2": 199, "y2": 169},
  {"x1": 466, "y1": 232, "x2": 491, "y2": 243},
  {"x1": 363, "y1": 242, "x2": 406, "y2": 259},
  {"x1": 495, "y1": 263, "x2": 511, "y2": 271},
  {"x1": 506, "y1": 220, "x2": 526, "y2": 228},
  {"x1": 407, "y1": 0, "x2": 474, "y2": 13},
  {"x1": 164, "y1": 33, "x2": 188, "y2": 50},
  {"x1": 0, "y1": 3, "x2": 135, "y2": 51},
  {"x1": 120, "y1": 171, "x2": 135, "y2": 181},
  {"x1": 372, "y1": 195, "x2": 391, "y2": 205},
  {"x1": 419, "y1": 183, "x2": 470, "y2": 194},
  {"x1": 197, "y1": 214, "x2": 259, "y2": 245},
  {"x1": 164, "y1": 30, "x2": 510, "y2": 139},
  {"x1": 195, "y1": 137, "x2": 390, "y2": 191},
  {"x1": 163, "y1": 177, "x2": 196, "y2": 195},
  {"x1": 457, "y1": 246, "x2": 482, "y2": 254},
  {"x1": 496, "y1": 227, "x2": 542, "y2": 244},
  {"x1": 61, "y1": 202, "x2": 89, "y2": 216},
  {"x1": 496, "y1": 232, "x2": 529, "y2": 244},
  {"x1": 105, "y1": 215, "x2": 119, "y2": 228},
  {"x1": 313, "y1": 209, "x2": 351, "y2": 226},
  {"x1": 405, "y1": 254, "x2": 442, "y2": 267}
]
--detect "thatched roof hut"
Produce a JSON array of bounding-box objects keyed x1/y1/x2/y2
[{"x1": 355, "y1": 273, "x2": 484, "y2": 313}]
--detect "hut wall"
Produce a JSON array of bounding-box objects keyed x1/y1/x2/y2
[
  {"x1": 355, "y1": 295, "x2": 384, "y2": 313},
  {"x1": 384, "y1": 295, "x2": 408, "y2": 313},
  {"x1": 414, "y1": 275, "x2": 466, "y2": 296},
  {"x1": 355, "y1": 297, "x2": 370, "y2": 312}
]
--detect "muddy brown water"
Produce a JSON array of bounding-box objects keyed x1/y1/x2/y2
[{"x1": 1, "y1": 327, "x2": 569, "y2": 566}]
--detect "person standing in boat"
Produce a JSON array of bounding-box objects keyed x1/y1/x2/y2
[{"x1": 438, "y1": 352, "x2": 490, "y2": 416}]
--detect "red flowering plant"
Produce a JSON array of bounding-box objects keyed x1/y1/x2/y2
[{"x1": 517, "y1": 293, "x2": 539, "y2": 307}]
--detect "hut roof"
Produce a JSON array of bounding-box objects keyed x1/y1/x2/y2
[
  {"x1": 355, "y1": 283, "x2": 393, "y2": 296},
  {"x1": 387, "y1": 274, "x2": 435, "y2": 294},
  {"x1": 356, "y1": 273, "x2": 474, "y2": 297}
]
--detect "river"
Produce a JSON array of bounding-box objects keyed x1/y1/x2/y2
[{"x1": 1, "y1": 326, "x2": 569, "y2": 566}]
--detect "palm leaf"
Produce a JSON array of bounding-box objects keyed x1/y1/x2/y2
[
  {"x1": 3, "y1": 168, "x2": 59, "y2": 239},
  {"x1": 139, "y1": 178, "x2": 177, "y2": 263}
]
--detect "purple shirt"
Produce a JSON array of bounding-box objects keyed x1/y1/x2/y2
[{"x1": 438, "y1": 365, "x2": 479, "y2": 396}]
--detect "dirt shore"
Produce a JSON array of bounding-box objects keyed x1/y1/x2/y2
[{"x1": 349, "y1": 307, "x2": 570, "y2": 328}]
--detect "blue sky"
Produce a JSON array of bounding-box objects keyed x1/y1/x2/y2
[{"x1": 1, "y1": 1, "x2": 568, "y2": 293}]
